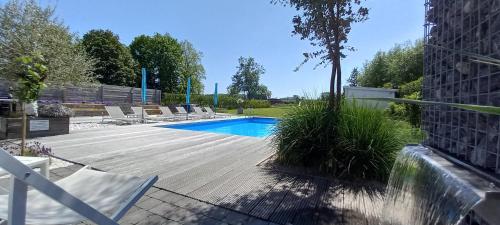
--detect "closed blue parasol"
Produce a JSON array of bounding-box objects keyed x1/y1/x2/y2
[
  {"x1": 141, "y1": 68, "x2": 147, "y2": 104},
  {"x1": 186, "y1": 77, "x2": 191, "y2": 119},
  {"x1": 213, "y1": 83, "x2": 218, "y2": 114}
]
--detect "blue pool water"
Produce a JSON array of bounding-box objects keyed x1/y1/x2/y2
[{"x1": 165, "y1": 117, "x2": 277, "y2": 138}]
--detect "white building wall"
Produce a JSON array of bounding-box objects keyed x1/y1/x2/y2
[{"x1": 343, "y1": 86, "x2": 397, "y2": 109}]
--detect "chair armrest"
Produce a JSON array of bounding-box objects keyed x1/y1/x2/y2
[{"x1": 0, "y1": 149, "x2": 119, "y2": 225}]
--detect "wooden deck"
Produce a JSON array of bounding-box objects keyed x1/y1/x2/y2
[{"x1": 33, "y1": 122, "x2": 382, "y2": 225}]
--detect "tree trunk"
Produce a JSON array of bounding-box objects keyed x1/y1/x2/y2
[
  {"x1": 335, "y1": 55, "x2": 342, "y2": 111},
  {"x1": 21, "y1": 102, "x2": 26, "y2": 156},
  {"x1": 329, "y1": 61, "x2": 337, "y2": 109}
]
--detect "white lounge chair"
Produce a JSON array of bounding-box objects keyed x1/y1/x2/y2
[
  {"x1": 204, "y1": 107, "x2": 229, "y2": 118},
  {"x1": 192, "y1": 106, "x2": 211, "y2": 119},
  {"x1": 175, "y1": 106, "x2": 201, "y2": 120},
  {"x1": 0, "y1": 149, "x2": 158, "y2": 225},
  {"x1": 131, "y1": 107, "x2": 166, "y2": 122},
  {"x1": 104, "y1": 106, "x2": 141, "y2": 124},
  {"x1": 159, "y1": 106, "x2": 185, "y2": 121}
]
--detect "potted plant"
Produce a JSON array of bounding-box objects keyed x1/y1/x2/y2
[{"x1": 12, "y1": 54, "x2": 48, "y2": 155}]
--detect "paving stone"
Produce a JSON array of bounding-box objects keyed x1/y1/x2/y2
[
  {"x1": 119, "y1": 208, "x2": 155, "y2": 225},
  {"x1": 135, "y1": 214, "x2": 175, "y2": 225},
  {"x1": 137, "y1": 197, "x2": 164, "y2": 210}
]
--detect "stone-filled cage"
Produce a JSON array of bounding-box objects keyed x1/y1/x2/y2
[{"x1": 423, "y1": 0, "x2": 500, "y2": 176}]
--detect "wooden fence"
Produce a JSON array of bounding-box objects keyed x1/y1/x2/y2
[{"x1": 0, "y1": 80, "x2": 161, "y2": 105}]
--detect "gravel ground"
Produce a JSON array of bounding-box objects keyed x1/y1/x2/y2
[{"x1": 70, "y1": 122, "x2": 117, "y2": 131}]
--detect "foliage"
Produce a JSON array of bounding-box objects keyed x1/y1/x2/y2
[
  {"x1": 178, "y1": 40, "x2": 206, "y2": 94},
  {"x1": 335, "y1": 101, "x2": 401, "y2": 181},
  {"x1": 227, "y1": 104, "x2": 293, "y2": 118},
  {"x1": 162, "y1": 93, "x2": 271, "y2": 109},
  {"x1": 0, "y1": 0, "x2": 95, "y2": 85},
  {"x1": 129, "y1": 33, "x2": 183, "y2": 93},
  {"x1": 358, "y1": 40, "x2": 423, "y2": 88},
  {"x1": 227, "y1": 57, "x2": 271, "y2": 99},
  {"x1": 399, "y1": 77, "x2": 423, "y2": 97},
  {"x1": 392, "y1": 120, "x2": 426, "y2": 144},
  {"x1": 273, "y1": 0, "x2": 368, "y2": 109},
  {"x1": 81, "y1": 29, "x2": 136, "y2": 86},
  {"x1": 347, "y1": 67, "x2": 360, "y2": 87},
  {"x1": 274, "y1": 100, "x2": 402, "y2": 182},
  {"x1": 358, "y1": 51, "x2": 389, "y2": 88},
  {"x1": 245, "y1": 99, "x2": 271, "y2": 108},
  {"x1": 273, "y1": 100, "x2": 336, "y2": 168},
  {"x1": 384, "y1": 78, "x2": 423, "y2": 127},
  {"x1": 38, "y1": 104, "x2": 74, "y2": 117},
  {"x1": 1, "y1": 141, "x2": 52, "y2": 156},
  {"x1": 14, "y1": 54, "x2": 48, "y2": 103}
]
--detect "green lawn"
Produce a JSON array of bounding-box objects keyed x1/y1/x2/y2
[{"x1": 225, "y1": 104, "x2": 294, "y2": 118}]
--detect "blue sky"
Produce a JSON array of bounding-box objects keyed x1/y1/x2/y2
[{"x1": 34, "y1": 0, "x2": 424, "y2": 98}]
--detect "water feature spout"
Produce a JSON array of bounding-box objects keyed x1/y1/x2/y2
[{"x1": 382, "y1": 145, "x2": 500, "y2": 225}]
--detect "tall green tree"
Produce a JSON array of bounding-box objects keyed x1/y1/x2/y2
[
  {"x1": 273, "y1": 0, "x2": 368, "y2": 110},
  {"x1": 347, "y1": 67, "x2": 360, "y2": 87},
  {"x1": 178, "y1": 40, "x2": 206, "y2": 94},
  {"x1": 0, "y1": 0, "x2": 95, "y2": 85},
  {"x1": 81, "y1": 29, "x2": 136, "y2": 86},
  {"x1": 359, "y1": 51, "x2": 389, "y2": 87},
  {"x1": 129, "y1": 33, "x2": 182, "y2": 93},
  {"x1": 358, "y1": 40, "x2": 423, "y2": 88},
  {"x1": 227, "y1": 57, "x2": 271, "y2": 99}
]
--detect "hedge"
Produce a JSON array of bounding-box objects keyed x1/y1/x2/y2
[{"x1": 162, "y1": 93, "x2": 270, "y2": 109}]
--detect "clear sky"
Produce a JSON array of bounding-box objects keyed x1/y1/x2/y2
[{"x1": 31, "y1": 0, "x2": 423, "y2": 98}]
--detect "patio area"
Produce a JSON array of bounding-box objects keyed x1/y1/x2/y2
[{"x1": 29, "y1": 120, "x2": 381, "y2": 225}]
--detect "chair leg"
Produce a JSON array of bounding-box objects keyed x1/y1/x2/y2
[{"x1": 8, "y1": 177, "x2": 27, "y2": 225}]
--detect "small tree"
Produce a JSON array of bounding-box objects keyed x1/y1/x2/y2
[
  {"x1": 347, "y1": 67, "x2": 360, "y2": 87},
  {"x1": 15, "y1": 54, "x2": 48, "y2": 155},
  {"x1": 227, "y1": 57, "x2": 271, "y2": 99},
  {"x1": 273, "y1": 0, "x2": 368, "y2": 110}
]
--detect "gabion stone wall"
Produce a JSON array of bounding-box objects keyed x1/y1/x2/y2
[{"x1": 423, "y1": 0, "x2": 500, "y2": 175}]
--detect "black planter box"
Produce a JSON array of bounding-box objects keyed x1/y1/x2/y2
[{"x1": 0, "y1": 117, "x2": 70, "y2": 140}]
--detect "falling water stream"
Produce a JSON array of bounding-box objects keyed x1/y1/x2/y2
[{"x1": 380, "y1": 145, "x2": 497, "y2": 225}]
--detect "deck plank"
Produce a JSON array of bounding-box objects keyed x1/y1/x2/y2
[{"x1": 29, "y1": 121, "x2": 377, "y2": 224}]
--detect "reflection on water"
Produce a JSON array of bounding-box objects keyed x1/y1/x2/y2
[{"x1": 381, "y1": 145, "x2": 482, "y2": 225}]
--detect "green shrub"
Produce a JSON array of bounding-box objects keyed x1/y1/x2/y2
[
  {"x1": 273, "y1": 100, "x2": 336, "y2": 167},
  {"x1": 274, "y1": 100, "x2": 402, "y2": 182},
  {"x1": 162, "y1": 93, "x2": 270, "y2": 109},
  {"x1": 399, "y1": 77, "x2": 422, "y2": 97},
  {"x1": 336, "y1": 101, "x2": 402, "y2": 181},
  {"x1": 244, "y1": 99, "x2": 271, "y2": 108}
]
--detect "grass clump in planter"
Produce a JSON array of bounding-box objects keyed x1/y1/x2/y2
[
  {"x1": 273, "y1": 100, "x2": 336, "y2": 167},
  {"x1": 273, "y1": 100, "x2": 402, "y2": 182},
  {"x1": 335, "y1": 101, "x2": 402, "y2": 181}
]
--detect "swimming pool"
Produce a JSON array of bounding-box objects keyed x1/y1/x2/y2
[{"x1": 165, "y1": 117, "x2": 277, "y2": 138}]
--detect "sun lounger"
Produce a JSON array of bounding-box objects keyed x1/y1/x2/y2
[
  {"x1": 204, "y1": 107, "x2": 229, "y2": 118},
  {"x1": 159, "y1": 106, "x2": 185, "y2": 120},
  {"x1": 192, "y1": 106, "x2": 212, "y2": 119},
  {"x1": 104, "y1": 106, "x2": 142, "y2": 124},
  {"x1": 131, "y1": 107, "x2": 169, "y2": 122},
  {"x1": 0, "y1": 149, "x2": 158, "y2": 225},
  {"x1": 175, "y1": 106, "x2": 202, "y2": 119}
]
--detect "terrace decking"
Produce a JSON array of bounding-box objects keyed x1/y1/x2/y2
[{"x1": 32, "y1": 123, "x2": 381, "y2": 225}]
